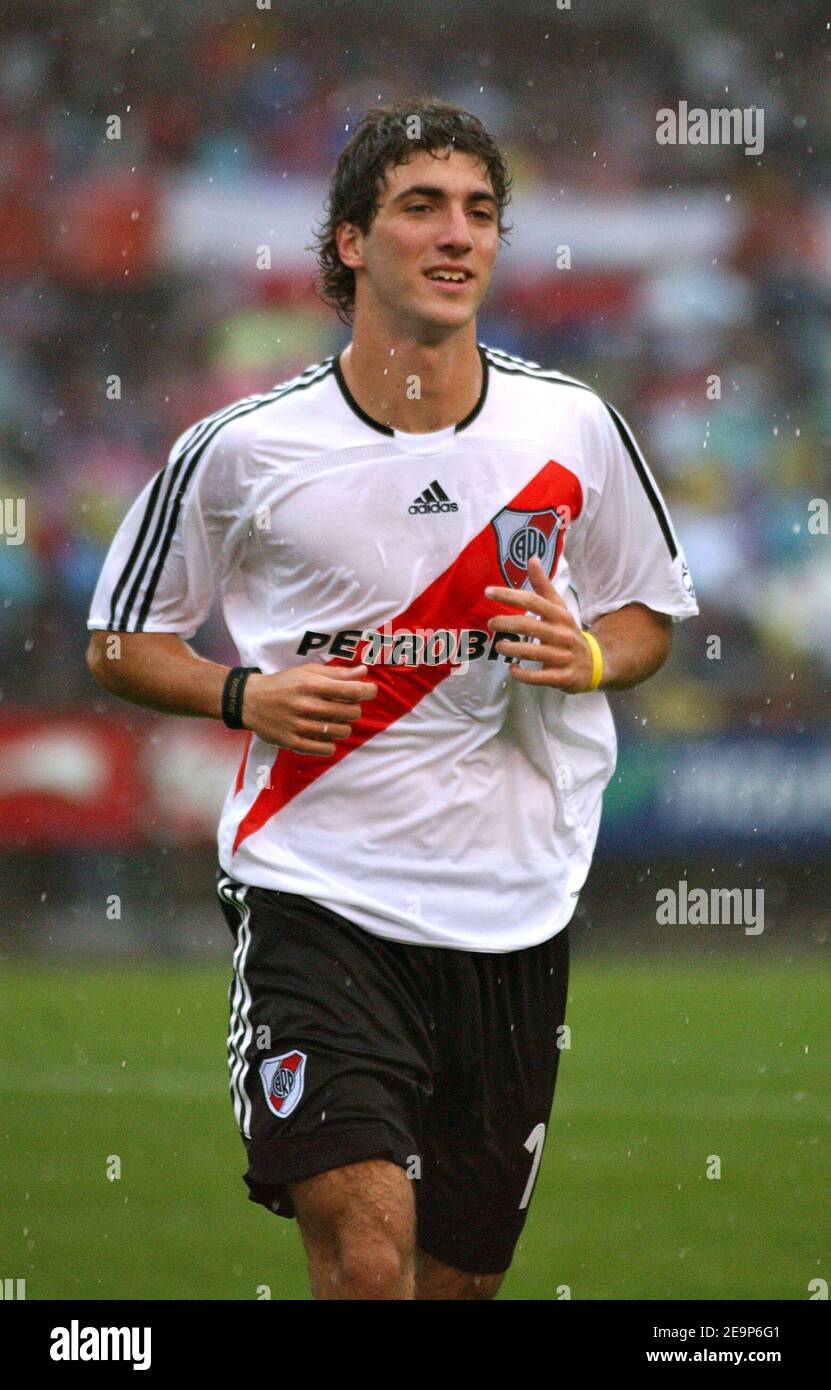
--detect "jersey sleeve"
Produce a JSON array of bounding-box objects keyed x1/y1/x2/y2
[
  {"x1": 564, "y1": 393, "x2": 699, "y2": 627},
  {"x1": 87, "y1": 412, "x2": 243, "y2": 637}
]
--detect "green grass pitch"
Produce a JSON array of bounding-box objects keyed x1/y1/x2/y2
[{"x1": 1, "y1": 959, "x2": 827, "y2": 1300}]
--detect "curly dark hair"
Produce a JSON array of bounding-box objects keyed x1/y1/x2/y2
[{"x1": 309, "y1": 98, "x2": 513, "y2": 325}]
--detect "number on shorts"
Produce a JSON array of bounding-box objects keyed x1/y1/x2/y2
[{"x1": 519, "y1": 1122, "x2": 546, "y2": 1209}]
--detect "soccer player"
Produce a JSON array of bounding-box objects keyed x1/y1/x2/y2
[{"x1": 86, "y1": 99, "x2": 699, "y2": 1300}]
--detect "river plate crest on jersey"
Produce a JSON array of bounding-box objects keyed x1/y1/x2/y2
[
  {"x1": 260, "y1": 1050, "x2": 307, "y2": 1118},
  {"x1": 491, "y1": 506, "x2": 566, "y2": 590}
]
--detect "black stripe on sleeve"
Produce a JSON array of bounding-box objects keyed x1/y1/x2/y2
[
  {"x1": 109, "y1": 412, "x2": 227, "y2": 630},
  {"x1": 107, "y1": 467, "x2": 165, "y2": 629},
  {"x1": 115, "y1": 407, "x2": 240, "y2": 631},
  {"x1": 133, "y1": 434, "x2": 217, "y2": 631},
  {"x1": 603, "y1": 403, "x2": 678, "y2": 561}
]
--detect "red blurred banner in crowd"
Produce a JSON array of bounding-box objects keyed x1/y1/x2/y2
[{"x1": 0, "y1": 713, "x2": 242, "y2": 848}]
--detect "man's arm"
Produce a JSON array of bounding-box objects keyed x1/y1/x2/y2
[
  {"x1": 583, "y1": 601, "x2": 671, "y2": 690},
  {"x1": 86, "y1": 630, "x2": 378, "y2": 756},
  {"x1": 86, "y1": 630, "x2": 228, "y2": 718}
]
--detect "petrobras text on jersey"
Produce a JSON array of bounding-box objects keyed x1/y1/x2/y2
[{"x1": 296, "y1": 623, "x2": 523, "y2": 673}]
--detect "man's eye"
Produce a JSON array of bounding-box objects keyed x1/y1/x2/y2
[{"x1": 407, "y1": 203, "x2": 430, "y2": 213}]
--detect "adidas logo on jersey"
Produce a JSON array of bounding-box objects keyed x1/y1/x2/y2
[{"x1": 409, "y1": 480, "x2": 459, "y2": 514}]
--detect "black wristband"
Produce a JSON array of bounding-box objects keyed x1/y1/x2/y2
[{"x1": 221, "y1": 666, "x2": 261, "y2": 730}]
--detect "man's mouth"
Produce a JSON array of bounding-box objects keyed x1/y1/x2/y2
[{"x1": 423, "y1": 268, "x2": 474, "y2": 288}]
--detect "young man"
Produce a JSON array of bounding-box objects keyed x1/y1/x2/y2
[{"x1": 86, "y1": 100, "x2": 699, "y2": 1300}]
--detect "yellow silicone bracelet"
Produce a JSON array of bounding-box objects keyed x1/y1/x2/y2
[{"x1": 582, "y1": 631, "x2": 604, "y2": 691}]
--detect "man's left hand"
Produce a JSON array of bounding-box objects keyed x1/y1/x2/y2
[{"x1": 484, "y1": 554, "x2": 595, "y2": 692}]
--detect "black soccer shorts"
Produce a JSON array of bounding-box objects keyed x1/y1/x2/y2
[{"x1": 216, "y1": 867, "x2": 570, "y2": 1274}]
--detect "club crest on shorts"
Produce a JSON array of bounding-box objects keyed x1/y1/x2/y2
[
  {"x1": 260, "y1": 1050, "x2": 307, "y2": 1118},
  {"x1": 491, "y1": 506, "x2": 564, "y2": 590}
]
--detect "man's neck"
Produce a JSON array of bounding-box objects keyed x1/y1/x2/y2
[{"x1": 339, "y1": 327, "x2": 482, "y2": 434}]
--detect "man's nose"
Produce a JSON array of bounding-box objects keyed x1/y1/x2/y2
[{"x1": 435, "y1": 206, "x2": 474, "y2": 249}]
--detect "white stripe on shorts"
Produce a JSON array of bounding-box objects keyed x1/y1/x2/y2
[{"x1": 218, "y1": 876, "x2": 254, "y2": 1139}]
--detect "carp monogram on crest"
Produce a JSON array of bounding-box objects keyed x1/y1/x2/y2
[{"x1": 491, "y1": 506, "x2": 566, "y2": 590}]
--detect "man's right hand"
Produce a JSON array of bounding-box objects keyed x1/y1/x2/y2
[{"x1": 242, "y1": 663, "x2": 379, "y2": 756}]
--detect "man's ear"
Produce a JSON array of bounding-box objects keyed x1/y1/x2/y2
[{"x1": 335, "y1": 221, "x2": 363, "y2": 272}]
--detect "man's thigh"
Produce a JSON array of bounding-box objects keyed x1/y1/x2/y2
[{"x1": 415, "y1": 925, "x2": 571, "y2": 1276}]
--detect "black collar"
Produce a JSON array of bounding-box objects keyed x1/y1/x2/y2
[{"x1": 333, "y1": 344, "x2": 489, "y2": 437}]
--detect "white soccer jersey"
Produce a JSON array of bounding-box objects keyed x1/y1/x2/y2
[{"x1": 88, "y1": 344, "x2": 699, "y2": 951}]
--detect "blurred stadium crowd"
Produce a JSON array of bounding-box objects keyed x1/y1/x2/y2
[{"x1": 0, "y1": 0, "x2": 829, "y2": 738}]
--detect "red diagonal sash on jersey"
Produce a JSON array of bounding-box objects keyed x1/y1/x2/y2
[
  {"x1": 233, "y1": 459, "x2": 582, "y2": 851},
  {"x1": 234, "y1": 732, "x2": 252, "y2": 795}
]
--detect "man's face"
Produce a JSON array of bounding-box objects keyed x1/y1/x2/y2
[{"x1": 339, "y1": 147, "x2": 501, "y2": 334}]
